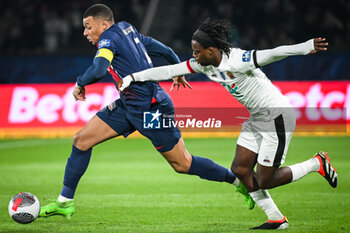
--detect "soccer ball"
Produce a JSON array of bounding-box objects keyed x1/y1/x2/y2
[{"x1": 8, "y1": 192, "x2": 40, "y2": 224}]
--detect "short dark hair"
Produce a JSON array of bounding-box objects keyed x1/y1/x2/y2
[
  {"x1": 83, "y1": 4, "x2": 114, "y2": 23},
  {"x1": 195, "y1": 18, "x2": 233, "y2": 55}
]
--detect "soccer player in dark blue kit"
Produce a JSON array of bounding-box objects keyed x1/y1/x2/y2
[{"x1": 39, "y1": 4, "x2": 253, "y2": 218}]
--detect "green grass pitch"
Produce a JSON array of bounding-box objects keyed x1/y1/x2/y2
[{"x1": 0, "y1": 136, "x2": 349, "y2": 232}]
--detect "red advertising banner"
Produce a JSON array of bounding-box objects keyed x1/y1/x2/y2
[
  {"x1": 0, "y1": 84, "x2": 118, "y2": 128},
  {"x1": 0, "y1": 81, "x2": 349, "y2": 137}
]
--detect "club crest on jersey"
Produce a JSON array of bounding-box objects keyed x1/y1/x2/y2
[
  {"x1": 227, "y1": 71, "x2": 234, "y2": 79},
  {"x1": 98, "y1": 39, "x2": 111, "y2": 49},
  {"x1": 242, "y1": 51, "x2": 252, "y2": 62},
  {"x1": 108, "y1": 101, "x2": 116, "y2": 111}
]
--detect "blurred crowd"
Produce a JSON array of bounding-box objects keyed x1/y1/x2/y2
[
  {"x1": 0, "y1": 0, "x2": 348, "y2": 55},
  {"x1": 174, "y1": 0, "x2": 349, "y2": 53},
  {"x1": 0, "y1": 0, "x2": 147, "y2": 55}
]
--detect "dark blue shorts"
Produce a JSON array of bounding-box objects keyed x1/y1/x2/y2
[{"x1": 96, "y1": 98, "x2": 181, "y2": 152}]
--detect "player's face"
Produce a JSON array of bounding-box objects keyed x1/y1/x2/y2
[
  {"x1": 83, "y1": 16, "x2": 106, "y2": 45},
  {"x1": 191, "y1": 40, "x2": 213, "y2": 66}
]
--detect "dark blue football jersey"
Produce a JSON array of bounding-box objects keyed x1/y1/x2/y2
[
  {"x1": 97, "y1": 21, "x2": 176, "y2": 111},
  {"x1": 98, "y1": 22, "x2": 154, "y2": 77}
]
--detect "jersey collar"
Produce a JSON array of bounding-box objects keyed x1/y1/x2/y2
[{"x1": 218, "y1": 52, "x2": 230, "y2": 71}]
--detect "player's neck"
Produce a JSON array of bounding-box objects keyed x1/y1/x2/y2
[{"x1": 212, "y1": 51, "x2": 223, "y2": 67}]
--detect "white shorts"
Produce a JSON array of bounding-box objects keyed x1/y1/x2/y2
[{"x1": 237, "y1": 110, "x2": 296, "y2": 167}]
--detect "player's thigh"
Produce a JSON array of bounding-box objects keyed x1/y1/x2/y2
[
  {"x1": 160, "y1": 137, "x2": 192, "y2": 173},
  {"x1": 74, "y1": 100, "x2": 136, "y2": 150},
  {"x1": 232, "y1": 144, "x2": 259, "y2": 191},
  {"x1": 233, "y1": 121, "x2": 259, "y2": 172},
  {"x1": 74, "y1": 115, "x2": 119, "y2": 150}
]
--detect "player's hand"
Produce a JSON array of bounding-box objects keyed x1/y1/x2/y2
[
  {"x1": 72, "y1": 86, "x2": 86, "y2": 101},
  {"x1": 309, "y1": 37, "x2": 328, "y2": 54},
  {"x1": 117, "y1": 75, "x2": 134, "y2": 92},
  {"x1": 170, "y1": 76, "x2": 192, "y2": 91}
]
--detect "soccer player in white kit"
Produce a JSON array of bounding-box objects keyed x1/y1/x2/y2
[{"x1": 118, "y1": 18, "x2": 338, "y2": 230}]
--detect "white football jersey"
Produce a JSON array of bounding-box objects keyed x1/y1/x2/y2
[{"x1": 187, "y1": 48, "x2": 292, "y2": 121}]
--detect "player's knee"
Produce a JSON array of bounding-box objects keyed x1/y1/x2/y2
[
  {"x1": 231, "y1": 164, "x2": 248, "y2": 179},
  {"x1": 173, "y1": 166, "x2": 187, "y2": 174},
  {"x1": 170, "y1": 161, "x2": 191, "y2": 174},
  {"x1": 174, "y1": 163, "x2": 190, "y2": 174},
  {"x1": 73, "y1": 132, "x2": 89, "y2": 151}
]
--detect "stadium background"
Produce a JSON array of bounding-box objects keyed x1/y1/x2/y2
[
  {"x1": 0, "y1": 1, "x2": 349, "y2": 232},
  {"x1": 0, "y1": 0, "x2": 349, "y2": 137}
]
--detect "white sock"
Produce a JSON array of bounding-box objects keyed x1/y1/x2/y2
[
  {"x1": 58, "y1": 194, "x2": 73, "y2": 203},
  {"x1": 232, "y1": 178, "x2": 240, "y2": 186},
  {"x1": 288, "y1": 157, "x2": 320, "y2": 182},
  {"x1": 249, "y1": 189, "x2": 284, "y2": 221}
]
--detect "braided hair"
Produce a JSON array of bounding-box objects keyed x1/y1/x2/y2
[{"x1": 193, "y1": 18, "x2": 233, "y2": 56}]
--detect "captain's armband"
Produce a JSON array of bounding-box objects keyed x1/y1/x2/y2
[{"x1": 95, "y1": 48, "x2": 114, "y2": 63}]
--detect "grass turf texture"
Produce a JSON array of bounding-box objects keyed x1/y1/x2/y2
[{"x1": 0, "y1": 137, "x2": 349, "y2": 233}]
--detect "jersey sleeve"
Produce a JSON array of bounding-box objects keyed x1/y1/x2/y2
[
  {"x1": 76, "y1": 57, "x2": 110, "y2": 87},
  {"x1": 186, "y1": 58, "x2": 204, "y2": 73},
  {"x1": 131, "y1": 61, "x2": 192, "y2": 82},
  {"x1": 227, "y1": 48, "x2": 258, "y2": 73},
  {"x1": 95, "y1": 48, "x2": 114, "y2": 63},
  {"x1": 76, "y1": 31, "x2": 118, "y2": 87},
  {"x1": 96, "y1": 30, "x2": 118, "y2": 61},
  {"x1": 255, "y1": 39, "x2": 314, "y2": 67}
]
